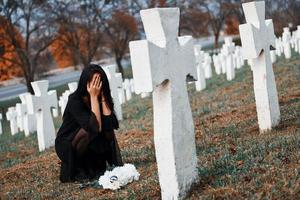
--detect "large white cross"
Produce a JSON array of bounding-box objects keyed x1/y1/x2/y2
[
  {"x1": 129, "y1": 8, "x2": 198, "y2": 200},
  {"x1": 26, "y1": 80, "x2": 58, "y2": 151},
  {"x1": 6, "y1": 107, "x2": 18, "y2": 135},
  {"x1": 239, "y1": 1, "x2": 280, "y2": 132},
  {"x1": 103, "y1": 65, "x2": 123, "y2": 120}
]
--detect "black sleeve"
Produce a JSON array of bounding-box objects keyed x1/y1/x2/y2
[
  {"x1": 67, "y1": 98, "x2": 99, "y2": 139},
  {"x1": 102, "y1": 112, "x2": 119, "y2": 132}
]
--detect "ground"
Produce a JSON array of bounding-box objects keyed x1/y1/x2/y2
[{"x1": 0, "y1": 51, "x2": 299, "y2": 199}]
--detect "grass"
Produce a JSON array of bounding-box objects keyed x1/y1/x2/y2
[{"x1": 0, "y1": 50, "x2": 299, "y2": 199}]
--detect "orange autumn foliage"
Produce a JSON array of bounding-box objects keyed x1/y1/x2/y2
[
  {"x1": 0, "y1": 16, "x2": 23, "y2": 81},
  {"x1": 225, "y1": 16, "x2": 240, "y2": 35}
]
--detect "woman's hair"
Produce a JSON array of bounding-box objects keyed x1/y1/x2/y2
[{"x1": 72, "y1": 64, "x2": 115, "y2": 115}]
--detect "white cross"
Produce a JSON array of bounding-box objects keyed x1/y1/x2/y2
[
  {"x1": 194, "y1": 45, "x2": 206, "y2": 91},
  {"x1": 0, "y1": 113, "x2": 3, "y2": 135},
  {"x1": 203, "y1": 53, "x2": 212, "y2": 79},
  {"x1": 296, "y1": 26, "x2": 300, "y2": 54},
  {"x1": 213, "y1": 54, "x2": 222, "y2": 75},
  {"x1": 104, "y1": 65, "x2": 123, "y2": 120},
  {"x1": 19, "y1": 92, "x2": 37, "y2": 136},
  {"x1": 129, "y1": 8, "x2": 198, "y2": 199},
  {"x1": 124, "y1": 79, "x2": 132, "y2": 101},
  {"x1": 239, "y1": 1, "x2": 280, "y2": 131},
  {"x1": 282, "y1": 27, "x2": 292, "y2": 59},
  {"x1": 6, "y1": 107, "x2": 18, "y2": 135},
  {"x1": 130, "y1": 79, "x2": 135, "y2": 94},
  {"x1": 223, "y1": 37, "x2": 236, "y2": 81},
  {"x1": 26, "y1": 80, "x2": 58, "y2": 151}
]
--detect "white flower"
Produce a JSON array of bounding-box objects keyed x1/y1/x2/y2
[{"x1": 98, "y1": 163, "x2": 140, "y2": 190}]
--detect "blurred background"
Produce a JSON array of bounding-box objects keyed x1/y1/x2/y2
[{"x1": 0, "y1": 0, "x2": 299, "y2": 93}]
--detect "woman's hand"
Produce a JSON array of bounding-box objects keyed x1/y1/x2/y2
[{"x1": 87, "y1": 73, "x2": 102, "y2": 98}]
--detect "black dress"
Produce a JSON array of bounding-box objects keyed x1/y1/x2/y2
[{"x1": 55, "y1": 94, "x2": 123, "y2": 183}]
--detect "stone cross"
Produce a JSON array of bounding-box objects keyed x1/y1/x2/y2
[
  {"x1": 124, "y1": 79, "x2": 132, "y2": 101},
  {"x1": 26, "y1": 80, "x2": 58, "y2": 151},
  {"x1": 297, "y1": 26, "x2": 300, "y2": 54},
  {"x1": 275, "y1": 38, "x2": 282, "y2": 56},
  {"x1": 15, "y1": 103, "x2": 24, "y2": 131},
  {"x1": 16, "y1": 103, "x2": 26, "y2": 133},
  {"x1": 103, "y1": 65, "x2": 123, "y2": 120},
  {"x1": 118, "y1": 85, "x2": 126, "y2": 105},
  {"x1": 129, "y1": 8, "x2": 198, "y2": 200},
  {"x1": 270, "y1": 50, "x2": 276, "y2": 63},
  {"x1": 6, "y1": 107, "x2": 18, "y2": 135},
  {"x1": 223, "y1": 37, "x2": 236, "y2": 81},
  {"x1": 282, "y1": 27, "x2": 292, "y2": 59},
  {"x1": 68, "y1": 82, "x2": 78, "y2": 93},
  {"x1": 19, "y1": 93, "x2": 37, "y2": 136},
  {"x1": 239, "y1": 1, "x2": 280, "y2": 131},
  {"x1": 194, "y1": 45, "x2": 206, "y2": 91},
  {"x1": 213, "y1": 54, "x2": 222, "y2": 75},
  {"x1": 203, "y1": 53, "x2": 212, "y2": 79},
  {"x1": 234, "y1": 46, "x2": 243, "y2": 69},
  {"x1": 130, "y1": 79, "x2": 135, "y2": 94},
  {"x1": 0, "y1": 113, "x2": 3, "y2": 135},
  {"x1": 220, "y1": 50, "x2": 227, "y2": 74},
  {"x1": 140, "y1": 92, "x2": 150, "y2": 98}
]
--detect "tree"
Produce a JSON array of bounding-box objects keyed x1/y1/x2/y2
[
  {"x1": 0, "y1": 0, "x2": 57, "y2": 94},
  {"x1": 102, "y1": 10, "x2": 138, "y2": 78},
  {"x1": 52, "y1": 0, "x2": 106, "y2": 69}
]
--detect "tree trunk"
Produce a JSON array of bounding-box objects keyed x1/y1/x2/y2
[
  {"x1": 214, "y1": 32, "x2": 220, "y2": 48},
  {"x1": 116, "y1": 57, "x2": 124, "y2": 79},
  {"x1": 25, "y1": 74, "x2": 34, "y2": 94}
]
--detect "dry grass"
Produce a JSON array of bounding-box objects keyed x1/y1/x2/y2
[{"x1": 0, "y1": 52, "x2": 299, "y2": 199}]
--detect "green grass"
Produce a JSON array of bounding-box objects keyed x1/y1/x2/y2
[{"x1": 0, "y1": 49, "x2": 299, "y2": 199}]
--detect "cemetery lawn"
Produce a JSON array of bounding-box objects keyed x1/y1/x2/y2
[{"x1": 0, "y1": 54, "x2": 299, "y2": 199}]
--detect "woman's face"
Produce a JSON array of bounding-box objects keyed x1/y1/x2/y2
[{"x1": 88, "y1": 72, "x2": 102, "y2": 87}]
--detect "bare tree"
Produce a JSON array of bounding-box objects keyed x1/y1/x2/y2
[
  {"x1": 0, "y1": 0, "x2": 57, "y2": 93},
  {"x1": 52, "y1": 0, "x2": 107, "y2": 69},
  {"x1": 102, "y1": 9, "x2": 138, "y2": 78}
]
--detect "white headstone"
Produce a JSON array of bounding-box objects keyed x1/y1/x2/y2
[
  {"x1": 270, "y1": 50, "x2": 276, "y2": 63},
  {"x1": 104, "y1": 65, "x2": 123, "y2": 120},
  {"x1": 124, "y1": 79, "x2": 132, "y2": 101},
  {"x1": 194, "y1": 45, "x2": 206, "y2": 91},
  {"x1": 130, "y1": 79, "x2": 135, "y2": 94},
  {"x1": 282, "y1": 27, "x2": 292, "y2": 59},
  {"x1": 239, "y1": 1, "x2": 280, "y2": 132},
  {"x1": 19, "y1": 93, "x2": 37, "y2": 136},
  {"x1": 68, "y1": 82, "x2": 78, "y2": 93},
  {"x1": 140, "y1": 92, "x2": 150, "y2": 98},
  {"x1": 275, "y1": 38, "x2": 282, "y2": 56},
  {"x1": 26, "y1": 80, "x2": 58, "y2": 151},
  {"x1": 129, "y1": 8, "x2": 198, "y2": 200},
  {"x1": 296, "y1": 26, "x2": 300, "y2": 54},
  {"x1": 234, "y1": 46, "x2": 243, "y2": 69},
  {"x1": 223, "y1": 37, "x2": 236, "y2": 81},
  {"x1": 118, "y1": 86, "x2": 126, "y2": 104},
  {"x1": 220, "y1": 51, "x2": 227, "y2": 74},
  {"x1": 213, "y1": 54, "x2": 222, "y2": 75},
  {"x1": 6, "y1": 107, "x2": 18, "y2": 135},
  {"x1": 15, "y1": 103, "x2": 24, "y2": 132},
  {"x1": 203, "y1": 53, "x2": 212, "y2": 79},
  {"x1": 0, "y1": 113, "x2": 3, "y2": 135}
]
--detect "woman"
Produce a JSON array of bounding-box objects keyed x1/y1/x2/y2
[{"x1": 55, "y1": 64, "x2": 123, "y2": 183}]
